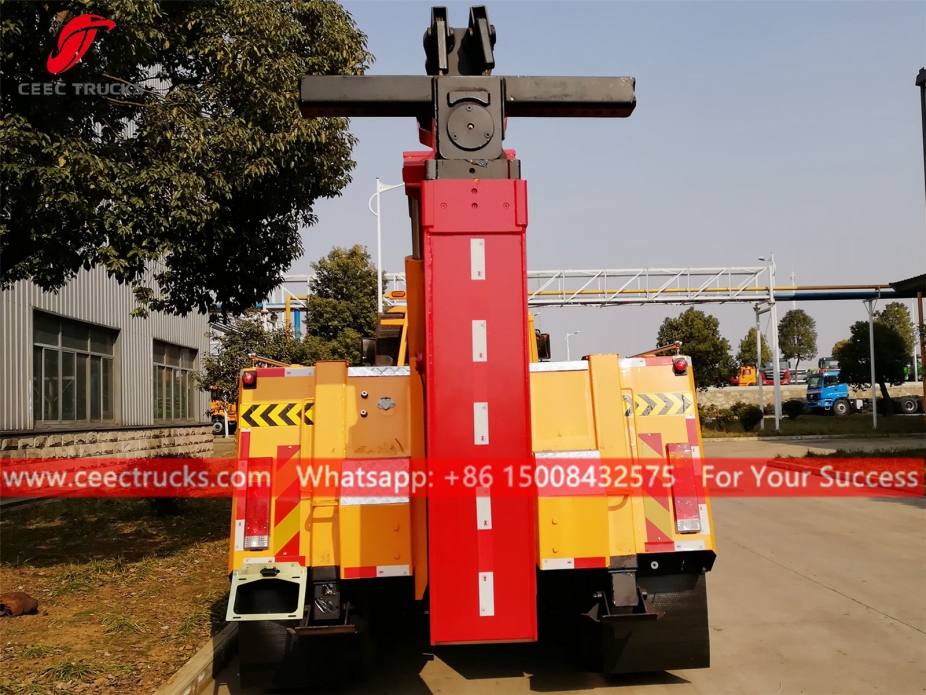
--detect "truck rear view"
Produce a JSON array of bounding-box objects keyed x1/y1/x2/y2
[{"x1": 223, "y1": 6, "x2": 718, "y2": 687}]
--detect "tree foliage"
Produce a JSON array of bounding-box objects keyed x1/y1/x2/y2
[
  {"x1": 736, "y1": 327, "x2": 771, "y2": 367},
  {"x1": 831, "y1": 339, "x2": 850, "y2": 359},
  {"x1": 875, "y1": 302, "x2": 915, "y2": 357},
  {"x1": 199, "y1": 245, "x2": 378, "y2": 403},
  {"x1": 1, "y1": 0, "x2": 371, "y2": 316},
  {"x1": 778, "y1": 309, "x2": 817, "y2": 370},
  {"x1": 305, "y1": 245, "x2": 379, "y2": 365},
  {"x1": 833, "y1": 320, "x2": 908, "y2": 409},
  {"x1": 656, "y1": 308, "x2": 734, "y2": 390}
]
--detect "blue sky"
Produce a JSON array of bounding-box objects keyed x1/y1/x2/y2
[{"x1": 294, "y1": 1, "x2": 926, "y2": 363}]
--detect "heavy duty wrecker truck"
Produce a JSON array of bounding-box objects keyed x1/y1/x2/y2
[{"x1": 225, "y1": 7, "x2": 717, "y2": 687}]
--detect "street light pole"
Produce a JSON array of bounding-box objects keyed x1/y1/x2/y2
[
  {"x1": 566, "y1": 331, "x2": 580, "y2": 361},
  {"x1": 760, "y1": 253, "x2": 781, "y2": 431},
  {"x1": 916, "y1": 68, "x2": 926, "y2": 204},
  {"x1": 368, "y1": 178, "x2": 405, "y2": 315},
  {"x1": 865, "y1": 298, "x2": 878, "y2": 430}
]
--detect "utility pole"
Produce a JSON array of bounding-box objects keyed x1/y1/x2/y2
[{"x1": 566, "y1": 331, "x2": 580, "y2": 361}]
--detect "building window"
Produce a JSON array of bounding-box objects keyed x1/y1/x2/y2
[
  {"x1": 33, "y1": 311, "x2": 117, "y2": 425},
  {"x1": 153, "y1": 340, "x2": 197, "y2": 421}
]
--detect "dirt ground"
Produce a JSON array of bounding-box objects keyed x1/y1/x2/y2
[{"x1": 0, "y1": 497, "x2": 232, "y2": 695}]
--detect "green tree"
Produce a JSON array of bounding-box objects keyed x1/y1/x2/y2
[
  {"x1": 199, "y1": 245, "x2": 378, "y2": 403},
  {"x1": 778, "y1": 309, "x2": 817, "y2": 371},
  {"x1": 834, "y1": 321, "x2": 908, "y2": 412},
  {"x1": 198, "y1": 313, "x2": 303, "y2": 412},
  {"x1": 875, "y1": 302, "x2": 915, "y2": 357},
  {"x1": 1, "y1": 0, "x2": 371, "y2": 316},
  {"x1": 656, "y1": 308, "x2": 735, "y2": 390},
  {"x1": 831, "y1": 339, "x2": 850, "y2": 359},
  {"x1": 304, "y1": 245, "x2": 379, "y2": 365},
  {"x1": 736, "y1": 327, "x2": 772, "y2": 367}
]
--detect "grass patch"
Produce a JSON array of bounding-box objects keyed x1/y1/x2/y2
[
  {"x1": 99, "y1": 613, "x2": 144, "y2": 635},
  {"x1": 177, "y1": 608, "x2": 209, "y2": 638},
  {"x1": 20, "y1": 645, "x2": 55, "y2": 659},
  {"x1": 0, "y1": 497, "x2": 231, "y2": 695},
  {"x1": 51, "y1": 565, "x2": 93, "y2": 596},
  {"x1": 40, "y1": 661, "x2": 98, "y2": 682},
  {"x1": 701, "y1": 413, "x2": 925, "y2": 438}
]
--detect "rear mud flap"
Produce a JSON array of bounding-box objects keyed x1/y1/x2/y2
[{"x1": 584, "y1": 572, "x2": 710, "y2": 674}]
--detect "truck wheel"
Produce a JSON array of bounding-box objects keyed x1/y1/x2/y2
[
  {"x1": 897, "y1": 396, "x2": 918, "y2": 414},
  {"x1": 212, "y1": 421, "x2": 224, "y2": 435},
  {"x1": 832, "y1": 399, "x2": 849, "y2": 417}
]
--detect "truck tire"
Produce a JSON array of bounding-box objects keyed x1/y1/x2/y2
[
  {"x1": 212, "y1": 421, "x2": 224, "y2": 435},
  {"x1": 832, "y1": 399, "x2": 849, "y2": 417},
  {"x1": 897, "y1": 396, "x2": 918, "y2": 414}
]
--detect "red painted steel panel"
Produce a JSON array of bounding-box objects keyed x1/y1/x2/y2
[
  {"x1": 574, "y1": 557, "x2": 608, "y2": 569},
  {"x1": 343, "y1": 566, "x2": 377, "y2": 579},
  {"x1": 420, "y1": 176, "x2": 537, "y2": 645}
]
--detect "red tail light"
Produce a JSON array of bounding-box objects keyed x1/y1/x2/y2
[
  {"x1": 673, "y1": 358, "x2": 688, "y2": 374},
  {"x1": 242, "y1": 370, "x2": 257, "y2": 389},
  {"x1": 243, "y1": 457, "x2": 272, "y2": 550},
  {"x1": 667, "y1": 444, "x2": 701, "y2": 533}
]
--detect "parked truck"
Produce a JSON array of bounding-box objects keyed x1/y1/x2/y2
[
  {"x1": 805, "y1": 369, "x2": 923, "y2": 415},
  {"x1": 224, "y1": 7, "x2": 716, "y2": 689}
]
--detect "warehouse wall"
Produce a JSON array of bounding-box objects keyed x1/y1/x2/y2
[{"x1": 0, "y1": 267, "x2": 210, "y2": 432}]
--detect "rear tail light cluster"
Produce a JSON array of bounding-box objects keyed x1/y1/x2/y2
[
  {"x1": 243, "y1": 457, "x2": 272, "y2": 550},
  {"x1": 666, "y1": 443, "x2": 701, "y2": 533}
]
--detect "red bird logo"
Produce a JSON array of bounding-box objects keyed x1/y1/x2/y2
[{"x1": 47, "y1": 14, "x2": 116, "y2": 75}]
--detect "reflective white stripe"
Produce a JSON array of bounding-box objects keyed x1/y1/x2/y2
[
  {"x1": 476, "y1": 487, "x2": 492, "y2": 530},
  {"x1": 474, "y1": 402, "x2": 489, "y2": 445},
  {"x1": 284, "y1": 367, "x2": 315, "y2": 377},
  {"x1": 242, "y1": 556, "x2": 274, "y2": 564},
  {"x1": 478, "y1": 572, "x2": 495, "y2": 616},
  {"x1": 234, "y1": 520, "x2": 244, "y2": 551},
  {"x1": 376, "y1": 564, "x2": 410, "y2": 577},
  {"x1": 243, "y1": 535, "x2": 270, "y2": 550},
  {"x1": 675, "y1": 540, "x2": 706, "y2": 552},
  {"x1": 529, "y1": 361, "x2": 588, "y2": 373},
  {"x1": 347, "y1": 366, "x2": 410, "y2": 377},
  {"x1": 472, "y1": 320, "x2": 487, "y2": 362},
  {"x1": 692, "y1": 445, "x2": 701, "y2": 459},
  {"x1": 535, "y1": 450, "x2": 601, "y2": 460},
  {"x1": 676, "y1": 519, "x2": 702, "y2": 533},
  {"x1": 471, "y1": 239, "x2": 486, "y2": 280},
  {"x1": 341, "y1": 496, "x2": 409, "y2": 506},
  {"x1": 619, "y1": 358, "x2": 647, "y2": 368},
  {"x1": 699, "y1": 503, "x2": 711, "y2": 536},
  {"x1": 541, "y1": 558, "x2": 575, "y2": 570}
]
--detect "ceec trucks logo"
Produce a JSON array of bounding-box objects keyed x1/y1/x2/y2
[{"x1": 47, "y1": 14, "x2": 116, "y2": 74}]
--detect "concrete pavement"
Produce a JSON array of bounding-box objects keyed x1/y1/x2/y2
[{"x1": 702, "y1": 435, "x2": 925, "y2": 459}]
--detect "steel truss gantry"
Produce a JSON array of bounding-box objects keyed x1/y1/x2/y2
[{"x1": 265, "y1": 267, "x2": 895, "y2": 310}]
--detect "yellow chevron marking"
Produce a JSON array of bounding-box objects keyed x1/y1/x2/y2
[
  {"x1": 241, "y1": 402, "x2": 301, "y2": 427},
  {"x1": 633, "y1": 392, "x2": 694, "y2": 417}
]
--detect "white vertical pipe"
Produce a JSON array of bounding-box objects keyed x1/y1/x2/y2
[
  {"x1": 376, "y1": 178, "x2": 383, "y2": 315},
  {"x1": 870, "y1": 300, "x2": 877, "y2": 427},
  {"x1": 756, "y1": 307, "x2": 764, "y2": 430},
  {"x1": 769, "y1": 257, "x2": 781, "y2": 430}
]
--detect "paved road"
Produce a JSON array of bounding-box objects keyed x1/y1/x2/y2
[
  {"x1": 211, "y1": 446, "x2": 925, "y2": 693},
  {"x1": 702, "y1": 435, "x2": 924, "y2": 459}
]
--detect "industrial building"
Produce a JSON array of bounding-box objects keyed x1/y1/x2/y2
[{"x1": 0, "y1": 267, "x2": 213, "y2": 458}]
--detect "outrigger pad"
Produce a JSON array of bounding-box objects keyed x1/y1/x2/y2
[{"x1": 600, "y1": 572, "x2": 709, "y2": 674}]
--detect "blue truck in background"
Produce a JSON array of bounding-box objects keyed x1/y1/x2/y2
[{"x1": 805, "y1": 358, "x2": 923, "y2": 415}]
